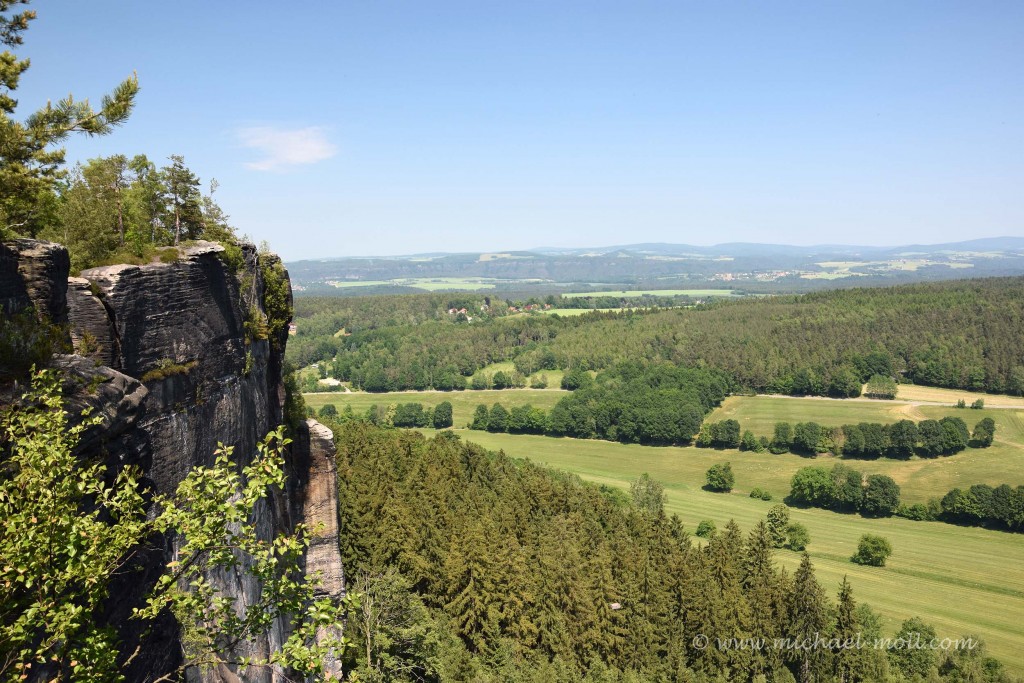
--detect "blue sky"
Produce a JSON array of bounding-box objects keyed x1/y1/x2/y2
[{"x1": 15, "y1": 1, "x2": 1024, "y2": 259}]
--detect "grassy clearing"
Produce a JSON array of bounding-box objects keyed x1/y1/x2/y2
[
  {"x1": 895, "y1": 384, "x2": 1024, "y2": 408},
  {"x1": 431, "y1": 428, "x2": 1024, "y2": 671},
  {"x1": 562, "y1": 289, "x2": 739, "y2": 298},
  {"x1": 303, "y1": 388, "x2": 568, "y2": 427}
]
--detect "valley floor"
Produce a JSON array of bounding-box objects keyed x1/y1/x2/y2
[{"x1": 307, "y1": 389, "x2": 1024, "y2": 672}]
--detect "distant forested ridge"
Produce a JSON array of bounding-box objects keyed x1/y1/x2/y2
[
  {"x1": 333, "y1": 423, "x2": 1013, "y2": 682},
  {"x1": 284, "y1": 238, "x2": 1024, "y2": 295},
  {"x1": 290, "y1": 278, "x2": 1024, "y2": 396}
]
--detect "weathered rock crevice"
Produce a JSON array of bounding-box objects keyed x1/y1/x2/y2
[{"x1": 0, "y1": 239, "x2": 344, "y2": 682}]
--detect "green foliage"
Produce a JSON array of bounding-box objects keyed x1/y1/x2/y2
[
  {"x1": 851, "y1": 534, "x2": 893, "y2": 567},
  {"x1": 432, "y1": 400, "x2": 453, "y2": 428},
  {"x1": 318, "y1": 403, "x2": 339, "y2": 419},
  {"x1": 469, "y1": 404, "x2": 488, "y2": 430},
  {"x1": 0, "y1": 2, "x2": 138, "y2": 239},
  {"x1": 698, "y1": 418, "x2": 742, "y2": 448},
  {"x1": 766, "y1": 504, "x2": 790, "y2": 548},
  {"x1": 0, "y1": 370, "x2": 349, "y2": 679},
  {"x1": 971, "y1": 398, "x2": 985, "y2": 410},
  {"x1": 695, "y1": 519, "x2": 717, "y2": 538},
  {"x1": 336, "y1": 424, "x2": 970, "y2": 680},
  {"x1": 259, "y1": 251, "x2": 292, "y2": 352},
  {"x1": 486, "y1": 403, "x2": 509, "y2": 432},
  {"x1": 139, "y1": 358, "x2": 197, "y2": 382},
  {"x1": 291, "y1": 278, "x2": 1024, "y2": 397},
  {"x1": 393, "y1": 402, "x2": 431, "y2": 428},
  {"x1": 629, "y1": 473, "x2": 665, "y2": 515},
  {"x1": 559, "y1": 367, "x2": 593, "y2": 390},
  {"x1": 830, "y1": 463, "x2": 864, "y2": 513},
  {"x1": 791, "y1": 421, "x2": 824, "y2": 454},
  {"x1": 749, "y1": 487, "x2": 773, "y2": 501},
  {"x1": 865, "y1": 374, "x2": 898, "y2": 399},
  {"x1": 785, "y1": 522, "x2": 810, "y2": 551},
  {"x1": 770, "y1": 421, "x2": 793, "y2": 454},
  {"x1": 971, "y1": 417, "x2": 996, "y2": 447},
  {"x1": 788, "y1": 466, "x2": 835, "y2": 508},
  {"x1": 0, "y1": 370, "x2": 142, "y2": 679},
  {"x1": 889, "y1": 618, "x2": 938, "y2": 679},
  {"x1": 0, "y1": 308, "x2": 67, "y2": 381},
  {"x1": 283, "y1": 363, "x2": 307, "y2": 431},
  {"x1": 862, "y1": 475, "x2": 901, "y2": 517},
  {"x1": 939, "y1": 483, "x2": 1024, "y2": 531},
  {"x1": 705, "y1": 461, "x2": 735, "y2": 492}
]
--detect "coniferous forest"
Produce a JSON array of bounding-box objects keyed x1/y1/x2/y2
[{"x1": 332, "y1": 421, "x2": 1014, "y2": 683}]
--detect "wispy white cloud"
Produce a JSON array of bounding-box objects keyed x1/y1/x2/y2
[{"x1": 237, "y1": 125, "x2": 337, "y2": 171}]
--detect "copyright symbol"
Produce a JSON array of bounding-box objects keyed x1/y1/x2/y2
[{"x1": 692, "y1": 634, "x2": 709, "y2": 650}]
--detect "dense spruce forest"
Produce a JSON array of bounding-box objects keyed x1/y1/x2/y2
[
  {"x1": 290, "y1": 278, "x2": 1024, "y2": 396},
  {"x1": 331, "y1": 422, "x2": 1013, "y2": 683}
]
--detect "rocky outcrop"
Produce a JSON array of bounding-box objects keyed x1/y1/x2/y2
[
  {"x1": 291, "y1": 419, "x2": 346, "y2": 678},
  {"x1": 66, "y1": 277, "x2": 118, "y2": 367},
  {"x1": 0, "y1": 239, "x2": 70, "y2": 324},
  {"x1": 0, "y1": 239, "x2": 344, "y2": 682}
]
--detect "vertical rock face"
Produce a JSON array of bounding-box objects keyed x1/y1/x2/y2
[
  {"x1": 290, "y1": 419, "x2": 346, "y2": 679},
  {"x1": 0, "y1": 239, "x2": 70, "y2": 323},
  {"x1": 0, "y1": 239, "x2": 344, "y2": 682}
]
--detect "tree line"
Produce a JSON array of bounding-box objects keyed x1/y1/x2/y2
[
  {"x1": 785, "y1": 464, "x2": 1024, "y2": 534},
  {"x1": 699, "y1": 416, "x2": 994, "y2": 458},
  {"x1": 329, "y1": 421, "x2": 1014, "y2": 682},
  {"x1": 467, "y1": 363, "x2": 730, "y2": 446},
  {"x1": 31, "y1": 153, "x2": 236, "y2": 273}
]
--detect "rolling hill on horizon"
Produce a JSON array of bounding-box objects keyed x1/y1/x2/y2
[{"x1": 286, "y1": 235, "x2": 1024, "y2": 295}]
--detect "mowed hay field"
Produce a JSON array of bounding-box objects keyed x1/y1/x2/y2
[
  {"x1": 895, "y1": 384, "x2": 1024, "y2": 408},
  {"x1": 435, "y1": 425, "x2": 1024, "y2": 671}
]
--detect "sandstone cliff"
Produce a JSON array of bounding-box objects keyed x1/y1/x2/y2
[{"x1": 0, "y1": 239, "x2": 344, "y2": 682}]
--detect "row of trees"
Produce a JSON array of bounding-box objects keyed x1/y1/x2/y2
[
  {"x1": 788, "y1": 465, "x2": 903, "y2": 517},
  {"x1": 938, "y1": 483, "x2": 1024, "y2": 531},
  {"x1": 332, "y1": 422, "x2": 1011, "y2": 682},
  {"x1": 700, "y1": 416, "x2": 995, "y2": 458},
  {"x1": 787, "y1": 465, "x2": 1024, "y2": 534},
  {"x1": 314, "y1": 401, "x2": 455, "y2": 429},
  {"x1": 465, "y1": 363, "x2": 729, "y2": 445}
]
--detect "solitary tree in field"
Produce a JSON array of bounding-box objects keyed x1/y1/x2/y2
[
  {"x1": 851, "y1": 534, "x2": 893, "y2": 567},
  {"x1": 705, "y1": 462, "x2": 735, "y2": 492}
]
